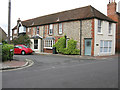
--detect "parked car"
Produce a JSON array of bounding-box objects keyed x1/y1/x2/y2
[{"x1": 14, "y1": 45, "x2": 33, "y2": 55}]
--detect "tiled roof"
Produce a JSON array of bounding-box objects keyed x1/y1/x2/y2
[{"x1": 12, "y1": 5, "x2": 116, "y2": 30}]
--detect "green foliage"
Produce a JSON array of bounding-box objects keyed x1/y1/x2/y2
[
  {"x1": 12, "y1": 34, "x2": 32, "y2": 47},
  {"x1": 54, "y1": 36, "x2": 80, "y2": 55},
  {"x1": 53, "y1": 36, "x2": 66, "y2": 53},
  {"x1": 2, "y1": 44, "x2": 14, "y2": 62},
  {"x1": 2, "y1": 40, "x2": 8, "y2": 44}
]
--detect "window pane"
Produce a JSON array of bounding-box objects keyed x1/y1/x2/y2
[
  {"x1": 109, "y1": 23, "x2": 112, "y2": 34},
  {"x1": 100, "y1": 47, "x2": 103, "y2": 52},
  {"x1": 109, "y1": 41, "x2": 112, "y2": 47},
  {"x1": 100, "y1": 40, "x2": 103, "y2": 47},
  {"x1": 109, "y1": 47, "x2": 111, "y2": 52},
  {"x1": 104, "y1": 41, "x2": 108, "y2": 47},
  {"x1": 104, "y1": 47, "x2": 108, "y2": 52}
]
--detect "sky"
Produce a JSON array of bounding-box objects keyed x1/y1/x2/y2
[{"x1": 0, "y1": 0, "x2": 120, "y2": 35}]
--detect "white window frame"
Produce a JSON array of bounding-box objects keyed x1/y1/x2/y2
[
  {"x1": 49, "y1": 24, "x2": 53, "y2": 35},
  {"x1": 59, "y1": 23, "x2": 63, "y2": 34},
  {"x1": 37, "y1": 26, "x2": 39, "y2": 34},
  {"x1": 33, "y1": 27, "x2": 36, "y2": 35},
  {"x1": 98, "y1": 20, "x2": 102, "y2": 34},
  {"x1": 14, "y1": 29, "x2": 17, "y2": 34},
  {"x1": 100, "y1": 40, "x2": 112, "y2": 53},
  {"x1": 44, "y1": 39, "x2": 54, "y2": 49},
  {"x1": 108, "y1": 23, "x2": 112, "y2": 35}
]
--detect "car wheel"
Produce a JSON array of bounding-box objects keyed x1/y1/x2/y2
[{"x1": 21, "y1": 51, "x2": 26, "y2": 55}]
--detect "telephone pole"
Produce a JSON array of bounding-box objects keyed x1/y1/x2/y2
[{"x1": 8, "y1": 0, "x2": 11, "y2": 44}]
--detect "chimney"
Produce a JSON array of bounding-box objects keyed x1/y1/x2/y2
[
  {"x1": 17, "y1": 18, "x2": 21, "y2": 24},
  {"x1": 107, "y1": 0, "x2": 117, "y2": 16},
  {"x1": 118, "y1": 1, "x2": 120, "y2": 13}
]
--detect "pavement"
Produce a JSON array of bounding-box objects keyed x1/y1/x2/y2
[
  {"x1": 0, "y1": 59, "x2": 29, "y2": 70},
  {"x1": 0, "y1": 53, "x2": 119, "y2": 71}
]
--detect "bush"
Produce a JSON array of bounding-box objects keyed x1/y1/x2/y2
[
  {"x1": 2, "y1": 44, "x2": 14, "y2": 62},
  {"x1": 11, "y1": 34, "x2": 32, "y2": 47},
  {"x1": 53, "y1": 36, "x2": 66, "y2": 53},
  {"x1": 54, "y1": 36, "x2": 80, "y2": 55}
]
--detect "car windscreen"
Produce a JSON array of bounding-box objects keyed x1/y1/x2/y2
[
  {"x1": 15, "y1": 46, "x2": 22, "y2": 49},
  {"x1": 23, "y1": 45, "x2": 28, "y2": 48}
]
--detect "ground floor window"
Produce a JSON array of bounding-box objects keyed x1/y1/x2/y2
[
  {"x1": 34, "y1": 39, "x2": 38, "y2": 49},
  {"x1": 44, "y1": 39, "x2": 54, "y2": 49},
  {"x1": 100, "y1": 40, "x2": 112, "y2": 53}
]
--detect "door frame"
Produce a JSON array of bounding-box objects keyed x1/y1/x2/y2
[{"x1": 84, "y1": 38, "x2": 92, "y2": 56}]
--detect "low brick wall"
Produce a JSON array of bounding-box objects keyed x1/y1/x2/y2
[{"x1": 44, "y1": 48, "x2": 53, "y2": 53}]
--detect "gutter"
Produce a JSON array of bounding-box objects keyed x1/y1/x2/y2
[{"x1": 80, "y1": 20, "x2": 82, "y2": 55}]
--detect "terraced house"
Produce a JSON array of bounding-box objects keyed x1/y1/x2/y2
[{"x1": 12, "y1": 5, "x2": 116, "y2": 56}]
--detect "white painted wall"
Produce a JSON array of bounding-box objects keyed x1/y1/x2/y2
[
  {"x1": 30, "y1": 39, "x2": 41, "y2": 53},
  {"x1": 118, "y1": 1, "x2": 120, "y2": 13},
  {"x1": 94, "y1": 19, "x2": 116, "y2": 56},
  {"x1": 19, "y1": 26, "x2": 26, "y2": 33}
]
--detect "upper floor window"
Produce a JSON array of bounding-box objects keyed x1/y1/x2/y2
[
  {"x1": 14, "y1": 29, "x2": 17, "y2": 34},
  {"x1": 109, "y1": 23, "x2": 112, "y2": 34},
  {"x1": 37, "y1": 26, "x2": 39, "y2": 34},
  {"x1": 33, "y1": 27, "x2": 36, "y2": 35},
  {"x1": 28, "y1": 28, "x2": 31, "y2": 33},
  {"x1": 49, "y1": 24, "x2": 53, "y2": 35},
  {"x1": 98, "y1": 20, "x2": 102, "y2": 33},
  {"x1": 59, "y1": 23, "x2": 63, "y2": 34}
]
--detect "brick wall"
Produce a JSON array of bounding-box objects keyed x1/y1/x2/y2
[{"x1": 81, "y1": 20, "x2": 92, "y2": 55}]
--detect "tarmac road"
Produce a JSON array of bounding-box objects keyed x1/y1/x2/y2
[{"x1": 2, "y1": 54, "x2": 118, "y2": 88}]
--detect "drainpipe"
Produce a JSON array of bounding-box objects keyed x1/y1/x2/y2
[{"x1": 80, "y1": 20, "x2": 82, "y2": 55}]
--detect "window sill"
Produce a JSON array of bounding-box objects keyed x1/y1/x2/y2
[
  {"x1": 44, "y1": 47, "x2": 53, "y2": 49},
  {"x1": 97, "y1": 33, "x2": 103, "y2": 35},
  {"x1": 58, "y1": 33, "x2": 63, "y2": 35},
  {"x1": 108, "y1": 34, "x2": 112, "y2": 36},
  {"x1": 49, "y1": 34, "x2": 53, "y2": 36}
]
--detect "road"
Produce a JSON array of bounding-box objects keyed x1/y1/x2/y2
[{"x1": 2, "y1": 54, "x2": 118, "y2": 88}]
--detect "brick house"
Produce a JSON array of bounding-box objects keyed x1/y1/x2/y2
[
  {"x1": 12, "y1": 5, "x2": 116, "y2": 56},
  {"x1": 107, "y1": 0, "x2": 120, "y2": 52}
]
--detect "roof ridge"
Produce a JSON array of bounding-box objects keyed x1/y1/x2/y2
[{"x1": 22, "y1": 5, "x2": 91, "y2": 22}]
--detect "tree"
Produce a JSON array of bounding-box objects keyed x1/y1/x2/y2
[{"x1": 12, "y1": 35, "x2": 32, "y2": 47}]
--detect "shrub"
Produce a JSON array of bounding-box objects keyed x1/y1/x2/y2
[
  {"x1": 2, "y1": 44, "x2": 14, "y2": 62},
  {"x1": 11, "y1": 34, "x2": 32, "y2": 47},
  {"x1": 54, "y1": 36, "x2": 80, "y2": 55},
  {"x1": 53, "y1": 36, "x2": 66, "y2": 53}
]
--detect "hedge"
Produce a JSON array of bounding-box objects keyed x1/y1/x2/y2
[
  {"x1": 2, "y1": 44, "x2": 14, "y2": 62},
  {"x1": 54, "y1": 36, "x2": 80, "y2": 55}
]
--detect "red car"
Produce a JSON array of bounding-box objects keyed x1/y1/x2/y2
[{"x1": 14, "y1": 45, "x2": 33, "y2": 55}]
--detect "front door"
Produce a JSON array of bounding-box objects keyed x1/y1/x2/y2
[{"x1": 85, "y1": 39, "x2": 92, "y2": 56}]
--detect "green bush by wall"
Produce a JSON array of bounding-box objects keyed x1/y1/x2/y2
[
  {"x1": 53, "y1": 36, "x2": 66, "y2": 53},
  {"x1": 54, "y1": 36, "x2": 80, "y2": 55},
  {"x1": 2, "y1": 44, "x2": 14, "y2": 62}
]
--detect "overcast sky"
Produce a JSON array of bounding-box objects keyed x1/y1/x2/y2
[{"x1": 0, "y1": 0, "x2": 119, "y2": 34}]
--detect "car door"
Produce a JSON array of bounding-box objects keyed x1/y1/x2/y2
[
  {"x1": 14, "y1": 46, "x2": 19, "y2": 54},
  {"x1": 14, "y1": 46, "x2": 22, "y2": 54}
]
